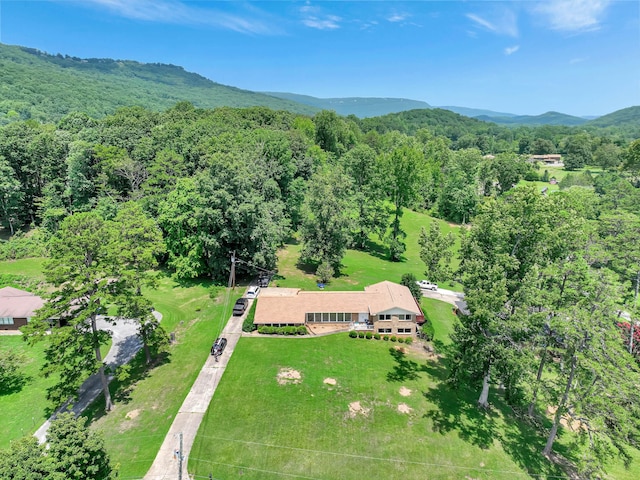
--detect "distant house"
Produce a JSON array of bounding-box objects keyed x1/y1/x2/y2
[
  {"x1": 0, "y1": 286, "x2": 44, "y2": 331},
  {"x1": 528, "y1": 154, "x2": 563, "y2": 166},
  {"x1": 254, "y1": 281, "x2": 424, "y2": 336}
]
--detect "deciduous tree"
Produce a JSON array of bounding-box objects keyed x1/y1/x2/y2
[
  {"x1": 300, "y1": 164, "x2": 355, "y2": 273},
  {"x1": 418, "y1": 222, "x2": 455, "y2": 283}
]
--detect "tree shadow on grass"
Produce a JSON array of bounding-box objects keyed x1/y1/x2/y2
[
  {"x1": 361, "y1": 239, "x2": 391, "y2": 261},
  {"x1": 421, "y1": 357, "x2": 571, "y2": 479},
  {"x1": 295, "y1": 258, "x2": 318, "y2": 276},
  {"x1": 0, "y1": 372, "x2": 30, "y2": 396},
  {"x1": 81, "y1": 349, "x2": 171, "y2": 424},
  {"x1": 386, "y1": 347, "x2": 429, "y2": 382}
]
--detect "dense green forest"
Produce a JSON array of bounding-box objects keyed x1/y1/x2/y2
[
  {"x1": 2, "y1": 100, "x2": 640, "y2": 477},
  {"x1": 0, "y1": 43, "x2": 317, "y2": 124}
]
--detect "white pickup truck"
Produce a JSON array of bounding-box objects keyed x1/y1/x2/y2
[{"x1": 416, "y1": 280, "x2": 438, "y2": 291}]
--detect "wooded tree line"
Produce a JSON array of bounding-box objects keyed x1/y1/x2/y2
[
  {"x1": 1, "y1": 103, "x2": 639, "y2": 477},
  {"x1": 1, "y1": 103, "x2": 638, "y2": 279},
  {"x1": 449, "y1": 185, "x2": 640, "y2": 477}
]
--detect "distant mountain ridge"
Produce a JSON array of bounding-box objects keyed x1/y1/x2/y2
[
  {"x1": 0, "y1": 42, "x2": 636, "y2": 130},
  {"x1": 265, "y1": 92, "x2": 609, "y2": 126},
  {"x1": 0, "y1": 43, "x2": 317, "y2": 123},
  {"x1": 264, "y1": 92, "x2": 432, "y2": 118},
  {"x1": 476, "y1": 111, "x2": 588, "y2": 126}
]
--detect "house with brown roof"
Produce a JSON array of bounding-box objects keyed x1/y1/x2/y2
[
  {"x1": 528, "y1": 154, "x2": 563, "y2": 166},
  {"x1": 254, "y1": 281, "x2": 424, "y2": 336},
  {"x1": 0, "y1": 286, "x2": 44, "y2": 331}
]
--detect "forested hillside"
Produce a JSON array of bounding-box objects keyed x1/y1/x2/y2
[
  {"x1": 264, "y1": 92, "x2": 432, "y2": 118},
  {"x1": 476, "y1": 111, "x2": 587, "y2": 126},
  {"x1": 587, "y1": 105, "x2": 640, "y2": 128},
  {"x1": 0, "y1": 43, "x2": 316, "y2": 124},
  {"x1": 1, "y1": 99, "x2": 640, "y2": 478}
]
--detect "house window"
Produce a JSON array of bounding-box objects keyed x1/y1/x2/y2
[
  {"x1": 398, "y1": 314, "x2": 412, "y2": 321},
  {"x1": 397, "y1": 328, "x2": 412, "y2": 334},
  {"x1": 379, "y1": 314, "x2": 391, "y2": 321},
  {"x1": 0, "y1": 317, "x2": 14, "y2": 325},
  {"x1": 306, "y1": 313, "x2": 314, "y2": 322},
  {"x1": 378, "y1": 328, "x2": 391, "y2": 334}
]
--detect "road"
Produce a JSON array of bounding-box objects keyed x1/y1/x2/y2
[
  {"x1": 143, "y1": 303, "x2": 249, "y2": 480},
  {"x1": 419, "y1": 287, "x2": 469, "y2": 314},
  {"x1": 34, "y1": 312, "x2": 161, "y2": 443}
]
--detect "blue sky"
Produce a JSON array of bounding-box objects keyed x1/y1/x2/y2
[{"x1": 0, "y1": 1, "x2": 638, "y2": 116}]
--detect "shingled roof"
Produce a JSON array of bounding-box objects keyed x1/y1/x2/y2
[
  {"x1": 254, "y1": 281, "x2": 421, "y2": 325},
  {"x1": 0, "y1": 286, "x2": 44, "y2": 318}
]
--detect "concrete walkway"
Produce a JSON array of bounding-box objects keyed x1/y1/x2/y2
[
  {"x1": 143, "y1": 306, "x2": 247, "y2": 480},
  {"x1": 34, "y1": 312, "x2": 161, "y2": 443}
]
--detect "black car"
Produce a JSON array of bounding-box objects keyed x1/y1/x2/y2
[
  {"x1": 233, "y1": 298, "x2": 249, "y2": 316},
  {"x1": 211, "y1": 337, "x2": 227, "y2": 357},
  {"x1": 258, "y1": 274, "x2": 271, "y2": 288}
]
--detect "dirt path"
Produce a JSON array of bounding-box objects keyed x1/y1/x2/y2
[{"x1": 143, "y1": 306, "x2": 248, "y2": 480}]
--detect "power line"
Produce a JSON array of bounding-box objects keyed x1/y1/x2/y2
[
  {"x1": 187, "y1": 459, "x2": 323, "y2": 479},
  {"x1": 192, "y1": 436, "x2": 572, "y2": 479}
]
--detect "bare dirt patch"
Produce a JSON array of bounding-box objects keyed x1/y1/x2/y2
[
  {"x1": 277, "y1": 368, "x2": 302, "y2": 385},
  {"x1": 546, "y1": 405, "x2": 586, "y2": 431},
  {"x1": 323, "y1": 377, "x2": 337, "y2": 386},
  {"x1": 399, "y1": 386, "x2": 412, "y2": 397},
  {"x1": 398, "y1": 403, "x2": 412, "y2": 414},
  {"x1": 348, "y1": 401, "x2": 370, "y2": 418},
  {"x1": 125, "y1": 409, "x2": 140, "y2": 420},
  {"x1": 119, "y1": 409, "x2": 141, "y2": 433}
]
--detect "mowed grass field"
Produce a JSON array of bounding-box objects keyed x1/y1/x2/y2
[
  {"x1": 85, "y1": 274, "x2": 238, "y2": 479},
  {"x1": 0, "y1": 258, "x2": 239, "y2": 478},
  {"x1": 0, "y1": 336, "x2": 57, "y2": 448},
  {"x1": 0, "y1": 258, "x2": 54, "y2": 448},
  {"x1": 275, "y1": 209, "x2": 463, "y2": 293},
  {"x1": 189, "y1": 307, "x2": 562, "y2": 480}
]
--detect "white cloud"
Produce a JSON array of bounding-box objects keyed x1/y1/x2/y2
[
  {"x1": 299, "y1": 5, "x2": 341, "y2": 30},
  {"x1": 71, "y1": 0, "x2": 276, "y2": 34},
  {"x1": 505, "y1": 45, "x2": 520, "y2": 55},
  {"x1": 387, "y1": 13, "x2": 409, "y2": 23},
  {"x1": 533, "y1": 0, "x2": 610, "y2": 32},
  {"x1": 569, "y1": 57, "x2": 588, "y2": 64},
  {"x1": 466, "y1": 9, "x2": 518, "y2": 37}
]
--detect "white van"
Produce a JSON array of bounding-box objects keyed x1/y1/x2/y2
[{"x1": 246, "y1": 285, "x2": 260, "y2": 299}]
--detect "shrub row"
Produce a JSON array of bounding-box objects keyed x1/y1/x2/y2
[
  {"x1": 258, "y1": 325, "x2": 307, "y2": 335},
  {"x1": 242, "y1": 300, "x2": 258, "y2": 333},
  {"x1": 349, "y1": 330, "x2": 412, "y2": 344},
  {"x1": 0, "y1": 230, "x2": 48, "y2": 260}
]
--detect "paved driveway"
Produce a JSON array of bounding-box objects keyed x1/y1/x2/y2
[
  {"x1": 34, "y1": 312, "x2": 160, "y2": 443},
  {"x1": 420, "y1": 287, "x2": 468, "y2": 314},
  {"x1": 143, "y1": 305, "x2": 248, "y2": 480}
]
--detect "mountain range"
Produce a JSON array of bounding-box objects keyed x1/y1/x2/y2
[{"x1": 0, "y1": 42, "x2": 638, "y2": 129}]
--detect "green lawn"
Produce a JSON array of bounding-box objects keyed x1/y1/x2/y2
[
  {"x1": 520, "y1": 164, "x2": 605, "y2": 193},
  {"x1": 85, "y1": 273, "x2": 237, "y2": 479},
  {"x1": 275, "y1": 209, "x2": 463, "y2": 292},
  {"x1": 421, "y1": 297, "x2": 458, "y2": 346},
  {"x1": 0, "y1": 336, "x2": 57, "y2": 448},
  {"x1": 189, "y1": 333, "x2": 555, "y2": 478},
  {"x1": 0, "y1": 257, "x2": 46, "y2": 278}
]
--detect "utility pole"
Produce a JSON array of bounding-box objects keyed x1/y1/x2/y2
[
  {"x1": 229, "y1": 251, "x2": 236, "y2": 289},
  {"x1": 178, "y1": 432, "x2": 183, "y2": 480}
]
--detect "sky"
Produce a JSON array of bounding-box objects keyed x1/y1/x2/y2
[{"x1": 0, "y1": 0, "x2": 638, "y2": 117}]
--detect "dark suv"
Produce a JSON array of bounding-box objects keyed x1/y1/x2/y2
[
  {"x1": 233, "y1": 298, "x2": 249, "y2": 316},
  {"x1": 211, "y1": 337, "x2": 227, "y2": 358}
]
